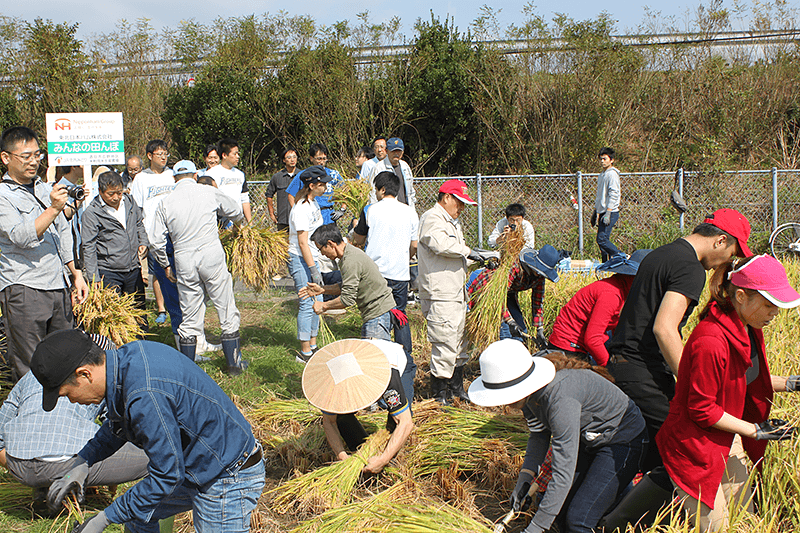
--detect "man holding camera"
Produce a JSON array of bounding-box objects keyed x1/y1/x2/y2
[{"x1": 0, "y1": 126, "x2": 88, "y2": 381}]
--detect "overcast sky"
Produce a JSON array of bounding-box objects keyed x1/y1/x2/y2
[{"x1": 0, "y1": 0, "x2": 738, "y2": 42}]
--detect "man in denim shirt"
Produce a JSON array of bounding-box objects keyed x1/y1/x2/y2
[
  {"x1": 0, "y1": 126, "x2": 89, "y2": 381},
  {"x1": 30, "y1": 330, "x2": 264, "y2": 533}
]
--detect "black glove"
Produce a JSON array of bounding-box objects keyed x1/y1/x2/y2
[
  {"x1": 785, "y1": 376, "x2": 800, "y2": 392},
  {"x1": 48, "y1": 455, "x2": 89, "y2": 512},
  {"x1": 330, "y1": 207, "x2": 347, "y2": 222},
  {"x1": 755, "y1": 419, "x2": 795, "y2": 441},
  {"x1": 486, "y1": 257, "x2": 500, "y2": 270},
  {"x1": 467, "y1": 249, "x2": 484, "y2": 265},
  {"x1": 510, "y1": 471, "x2": 534, "y2": 512},
  {"x1": 590, "y1": 210, "x2": 597, "y2": 228},
  {"x1": 70, "y1": 511, "x2": 111, "y2": 533},
  {"x1": 534, "y1": 327, "x2": 547, "y2": 350},
  {"x1": 308, "y1": 265, "x2": 324, "y2": 286}
]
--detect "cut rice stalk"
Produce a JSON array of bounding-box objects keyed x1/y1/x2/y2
[
  {"x1": 73, "y1": 282, "x2": 147, "y2": 345},
  {"x1": 332, "y1": 179, "x2": 372, "y2": 219},
  {"x1": 221, "y1": 224, "x2": 289, "y2": 293}
]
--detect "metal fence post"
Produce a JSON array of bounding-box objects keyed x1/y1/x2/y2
[
  {"x1": 772, "y1": 167, "x2": 778, "y2": 232},
  {"x1": 476, "y1": 173, "x2": 484, "y2": 246},
  {"x1": 576, "y1": 171, "x2": 584, "y2": 255},
  {"x1": 678, "y1": 168, "x2": 684, "y2": 232}
]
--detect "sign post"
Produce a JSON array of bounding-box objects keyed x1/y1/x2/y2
[{"x1": 45, "y1": 112, "x2": 125, "y2": 200}]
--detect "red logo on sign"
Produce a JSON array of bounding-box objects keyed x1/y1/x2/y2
[{"x1": 54, "y1": 118, "x2": 71, "y2": 131}]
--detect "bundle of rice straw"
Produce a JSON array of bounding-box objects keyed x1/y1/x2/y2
[
  {"x1": 290, "y1": 480, "x2": 495, "y2": 533},
  {"x1": 0, "y1": 481, "x2": 33, "y2": 510},
  {"x1": 220, "y1": 224, "x2": 289, "y2": 293},
  {"x1": 262, "y1": 426, "x2": 329, "y2": 472},
  {"x1": 248, "y1": 398, "x2": 322, "y2": 430},
  {"x1": 317, "y1": 316, "x2": 336, "y2": 347},
  {"x1": 269, "y1": 429, "x2": 391, "y2": 515},
  {"x1": 73, "y1": 283, "x2": 147, "y2": 346},
  {"x1": 406, "y1": 408, "x2": 527, "y2": 488},
  {"x1": 333, "y1": 179, "x2": 372, "y2": 218},
  {"x1": 466, "y1": 226, "x2": 527, "y2": 353}
]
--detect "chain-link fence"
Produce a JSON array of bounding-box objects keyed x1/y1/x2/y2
[{"x1": 248, "y1": 168, "x2": 800, "y2": 257}]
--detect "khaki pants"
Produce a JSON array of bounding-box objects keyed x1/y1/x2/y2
[
  {"x1": 420, "y1": 298, "x2": 468, "y2": 379},
  {"x1": 673, "y1": 435, "x2": 754, "y2": 532}
]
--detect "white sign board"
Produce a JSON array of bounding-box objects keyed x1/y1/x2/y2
[{"x1": 45, "y1": 112, "x2": 125, "y2": 167}]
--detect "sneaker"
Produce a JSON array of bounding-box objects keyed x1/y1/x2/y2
[
  {"x1": 197, "y1": 338, "x2": 221, "y2": 355},
  {"x1": 295, "y1": 351, "x2": 313, "y2": 364},
  {"x1": 272, "y1": 274, "x2": 283, "y2": 281},
  {"x1": 155, "y1": 312, "x2": 167, "y2": 324},
  {"x1": 195, "y1": 354, "x2": 212, "y2": 363}
]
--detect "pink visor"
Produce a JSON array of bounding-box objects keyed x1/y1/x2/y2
[{"x1": 729, "y1": 254, "x2": 800, "y2": 308}]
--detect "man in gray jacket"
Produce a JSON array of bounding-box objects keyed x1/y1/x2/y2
[
  {"x1": 151, "y1": 160, "x2": 247, "y2": 374},
  {"x1": 81, "y1": 171, "x2": 149, "y2": 329}
]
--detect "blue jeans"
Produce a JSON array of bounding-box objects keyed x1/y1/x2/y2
[
  {"x1": 288, "y1": 253, "x2": 321, "y2": 342},
  {"x1": 499, "y1": 292, "x2": 527, "y2": 342},
  {"x1": 148, "y1": 244, "x2": 182, "y2": 334},
  {"x1": 559, "y1": 428, "x2": 648, "y2": 533},
  {"x1": 361, "y1": 311, "x2": 392, "y2": 340},
  {"x1": 596, "y1": 211, "x2": 621, "y2": 262},
  {"x1": 124, "y1": 459, "x2": 265, "y2": 532}
]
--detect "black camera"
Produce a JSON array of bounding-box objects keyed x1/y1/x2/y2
[
  {"x1": 509, "y1": 223, "x2": 517, "y2": 230},
  {"x1": 64, "y1": 184, "x2": 85, "y2": 201}
]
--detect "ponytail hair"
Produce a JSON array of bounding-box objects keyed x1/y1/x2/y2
[
  {"x1": 699, "y1": 255, "x2": 758, "y2": 320},
  {"x1": 544, "y1": 352, "x2": 614, "y2": 383}
]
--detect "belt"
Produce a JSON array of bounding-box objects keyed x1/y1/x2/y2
[{"x1": 240, "y1": 446, "x2": 262, "y2": 470}]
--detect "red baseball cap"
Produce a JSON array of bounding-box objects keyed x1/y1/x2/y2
[
  {"x1": 439, "y1": 179, "x2": 477, "y2": 205},
  {"x1": 703, "y1": 208, "x2": 752, "y2": 257}
]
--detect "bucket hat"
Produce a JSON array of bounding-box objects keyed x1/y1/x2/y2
[
  {"x1": 519, "y1": 245, "x2": 560, "y2": 282},
  {"x1": 468, "y1": 339, "x2": 556, "y2": 407},
  {"x1": 596, "y1": 249, "x2": 652, "y2": 277},
  {"x1": 302, "y1": 339, "x2": 391, "y2": 414},
  {"x1": 729, "y1": 254, "x2": 800, "y2": 308}
]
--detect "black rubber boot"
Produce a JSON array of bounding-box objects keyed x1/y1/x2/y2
[
  {"x1": 430, "y1": 376, "x2": 450, "y2": 406},
  {"x1": 221, "y1": 331, "x2": 249, "y2": 376},
  {"x1": 178, "y1": 336, "x2": 196, "y2": 361},
  {"x1": 448, "y1": 365, "x2": 471, "y2": 402},
  {"x1": 598, "y1": 471, "x2": 673, "y2": 532}
]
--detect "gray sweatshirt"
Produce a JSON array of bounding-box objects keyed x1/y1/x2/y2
[
  {"x1": 521, "y1": 369, "x2": 645, "y2": 532},
  {"x1": 594, "y1": 166, "x2": 621, "y2": 214}
]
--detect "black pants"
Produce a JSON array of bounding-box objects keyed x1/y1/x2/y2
[
  {"x1": 0, "y1": 285, "x2": 73, "y2": 381},
  {"x1": 99, "y1": 267, "x2": 148, "y2": 333},
  {"x1": 606, "y1": 358, "x2": 674, "y2": 473}
]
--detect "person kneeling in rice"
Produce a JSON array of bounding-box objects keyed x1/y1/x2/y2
[
  {"x1": 302, "y1": 338, "x2": 414, "y2": 474},
  {"x1": 656, "y1": 254, "x2": 800, "y2": 532},
  {"x1": 469, "y1": 340, "x2": 648, "y2": 533}
]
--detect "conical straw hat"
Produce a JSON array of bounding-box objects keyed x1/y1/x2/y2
[{"x1": 302, "y1": 339, "x2": 391, "y2": 414}]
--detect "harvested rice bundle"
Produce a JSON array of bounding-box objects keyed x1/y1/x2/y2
[
  {"x1": 248, "y1": 398, "x2": 321, "y2": 430},
  {"x1": 317, "y1": 315, "x2": 337, "y2": 347},
  {"x1": 269, "y1": 429, "x2": 391, "y2": 515},
  {"x1": 333, "y1": 179, "x2": 372, "y2": 219},
  {"x1": 73, "y1": 283, "x2": 147, "y2": 346},
  {"x1": 290, "y1": 480, "x2": 495, "y2": 533},
  {"x1": 466, "y1": 227, "x2": 527, "y2": 353},
  {"x1": 221, "y1": 224, "x2": 289, "y2": 293},
  {"x1": 265, "y1": 426, "x2": 330, "y2": 472},
  {"x1": 0, "y1": 481, "x2": 33, "y2": 510}
]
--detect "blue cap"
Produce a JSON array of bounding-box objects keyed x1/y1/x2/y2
[
  {"x1": 173, "y1": 160, "x2": 197, "y2": 175},
  {"x1": 300, "y1": 165, "x2": 333, "y2": 185},
  {"x1": 387, "y1": 137, "x2": 404, "y2": 151}
]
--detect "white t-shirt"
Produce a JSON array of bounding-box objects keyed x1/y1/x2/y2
[
  {"x1": 358, "y1": 158, "x2": 377, "y2": 181},
  {"x1": 288, "y1": 199, "x2": 323, "y2": 259},
  {"x1": 362, "y1": 197, "x2": 419, "y2": 281},
  {"x1": 103, "y1": 196, "x2": 127, "y2": 229},
  {"x1": 206, "y1": 165, "x2": 250, "y2": 205},
  {"x1": 363, "y1": 338, "x2": 407, "y2": 374},
  {"x1": 130, "y1": 168, "x2": 174, "y2": 241}
]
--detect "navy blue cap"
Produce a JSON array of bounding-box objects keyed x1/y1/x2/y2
[{"x1": 300, "y1": 165, "x2": 333, "y2": 186}]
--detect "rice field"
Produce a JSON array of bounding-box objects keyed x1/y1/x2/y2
[{"x1": 2, "y1": 261, "x2": 800, "y2": 532}]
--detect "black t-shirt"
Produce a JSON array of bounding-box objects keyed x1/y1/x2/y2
[
  {"x1": 392, "y1": 164, "x2": 408, "y2": 205},
  {"x1": 608, "y1": 238, "x2": 706, "y2": 369}
]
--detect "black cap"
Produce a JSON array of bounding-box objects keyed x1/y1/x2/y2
[
  {"x1": 30, "y1": 329, "x2": 98, "y2": 412},
  {"x1": 299, "y1": 165, "x2": 333, "y2": 186}
]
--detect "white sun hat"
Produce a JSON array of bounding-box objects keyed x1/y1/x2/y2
[
  {"x1": 302, "y1": 339, "x2": 391, "y2": 414},
  {"x1": 468, "y1": 339, "x2": 556, "y2": 407}
]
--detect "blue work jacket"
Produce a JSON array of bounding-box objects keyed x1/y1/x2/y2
[{"x1": 78, "y1": 341, "x2": 257, "y2": 524}]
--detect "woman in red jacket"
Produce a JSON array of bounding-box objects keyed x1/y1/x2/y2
[
  {"x1": 656, "y1": 254, "x2": 800, "y2": 531},
  {"x1": 548, "y1": 249, "x2": 650, "y2": 365}
]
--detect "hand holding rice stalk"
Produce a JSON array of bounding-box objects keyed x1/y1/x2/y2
[
  {"x1": 466, "y1": 227, "x2": 527, "y2": 352},
  {"x1": 220, "y1": 223, "x2": 289, "y2": 293},
  {"x1": 269, "y1": 429, "x2": 391, "y2": 515},
  {"x1": 333, "y1": 180, "x2": 372, "y2": 219},
  {"x1": 73, "y1": 282, "x2": 147, "y2": 346}
]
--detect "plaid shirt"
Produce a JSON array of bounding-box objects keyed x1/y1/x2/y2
[
  {"x1": 0, "y1": 372, "x2": 102, "y2": 460},
  {"x1": 467, "y1": 261, "x2": 546, "y2": 329}
]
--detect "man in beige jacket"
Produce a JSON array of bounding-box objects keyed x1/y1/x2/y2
[{"x1": 417, "y1": 179, "x2": 484, "y2": 405}]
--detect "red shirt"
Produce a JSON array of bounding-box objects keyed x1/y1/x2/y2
[
  {"x1": 548, "y1": 275, "x2": 633, "y2": 365},
  {"x1": 656, "y1": 301, "x2": 773, "y2": 509}
]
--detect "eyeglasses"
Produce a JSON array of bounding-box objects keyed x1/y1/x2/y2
[
  {"x1": 152, "y1": 152, "x2": 169, "y2": 159},
  {"x1": 6, "y1": 151, "x2": 44, "y2": 163}
]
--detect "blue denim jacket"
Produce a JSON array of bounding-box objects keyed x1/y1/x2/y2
[{"x1": 78, "y1": 341, "x2": 257, "y2": 525}]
